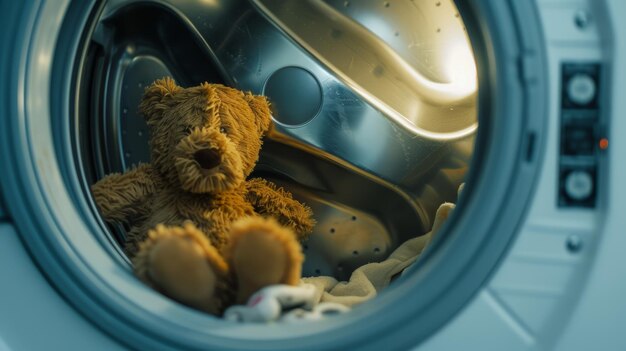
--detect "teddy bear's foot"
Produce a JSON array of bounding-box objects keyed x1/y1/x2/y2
[
  {"x1": 134, "y1": 223, "x2": 228, "y2": 313},
  {"x1": 225, "y1": 217, "x2": 304, "y2": 304}
]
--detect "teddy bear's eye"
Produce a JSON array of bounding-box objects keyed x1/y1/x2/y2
[{"x1": 220, "y1": 127, "x2": 228, "y2": 134}]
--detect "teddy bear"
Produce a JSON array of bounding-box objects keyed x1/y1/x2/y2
[{"x1": 91, "y1": 77, "x2": 315, "y2": 315}]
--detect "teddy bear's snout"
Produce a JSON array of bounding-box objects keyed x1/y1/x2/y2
[
  {"x1": 174, "y1": 127, "x2": 244, "y2": 193},
  {"x1": 193, "y1": 148, "x2": 221, "y2": 170}
]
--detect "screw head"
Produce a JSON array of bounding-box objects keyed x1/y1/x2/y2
[
  {"x1": 574, "y1": 9, "x2": 591, "y2": 29},
  {"x1": 566, "y1": 235, "x2": 583, "y2": 253}
]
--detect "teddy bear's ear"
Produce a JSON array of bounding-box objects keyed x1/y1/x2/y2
[
  {"x1": 245, "y1": 93, "x2": 272, "y2": 135},
  {"x1": 139, "y1": 77, "x2": 181, "y2": 125}
]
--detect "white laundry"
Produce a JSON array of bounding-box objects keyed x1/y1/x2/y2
[{"x1": 224, "y1": 283, "x2": 350, "y2": 323}]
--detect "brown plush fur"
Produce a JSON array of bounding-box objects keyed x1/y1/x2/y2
[{"x1": 92, "y1": 78, "x2": 315, "y2": 315}]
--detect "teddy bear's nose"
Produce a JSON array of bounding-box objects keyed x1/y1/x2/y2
[{"x1": 193, "y1": 148, "x2": 221, "y2": 170}]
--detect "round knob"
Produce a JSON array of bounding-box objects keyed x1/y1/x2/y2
[
  {"x1": 564, "y1": 170, "x2": 593, "y2": 201},
  {"x1": 566, "y1": 73, "x2": 596, "y2": 106}
]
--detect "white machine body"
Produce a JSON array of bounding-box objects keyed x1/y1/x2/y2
[{"x1": 0, "y1": 0, "x2": 624, "y2": 350}]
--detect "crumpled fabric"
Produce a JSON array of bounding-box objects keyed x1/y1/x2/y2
[
  {"x1": 224, "y1": 200, "x2": 457, "y2": 323},
  {"x1": 302, "y1": 202, "x2": 455, "y2": 308}
]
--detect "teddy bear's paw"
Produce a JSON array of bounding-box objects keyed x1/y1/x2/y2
[
  {"x1": 225, "y1": 217, "x2": 304, "y2": 304},
  {"x1": 134, "y1": 223, "x2": 228, "y2": 313}
]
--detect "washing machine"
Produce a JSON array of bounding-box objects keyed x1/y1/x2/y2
[{"x1": 1, "y1": 0, "x2": 625, "y2": 350}]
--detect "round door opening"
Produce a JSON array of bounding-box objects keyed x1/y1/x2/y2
[
  {"x1": 0, "y1": 0, "x2": 548, "y2": 349},
  {"x1": 78, "y1": 0, "x2": 474, "y2": 320}
]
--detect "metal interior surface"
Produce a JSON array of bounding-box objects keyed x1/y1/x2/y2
[
  {"x1": 256, "y1": 141, "x2": 424, "y2": 280},
  {"x1": 82, "y1": 0, "x2": 474, "y2": 280},
  {"x1": 253, "y1": 0, "x2": 478, "y2": 140}
]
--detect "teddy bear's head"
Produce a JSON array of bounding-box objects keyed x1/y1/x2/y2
[{"x1": 139, "y1": 78, "x2": 272, "y2": 194}]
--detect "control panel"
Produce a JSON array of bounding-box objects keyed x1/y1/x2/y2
[{"x1": 558, "y1": 63, "x2": 603, "y2": 208}]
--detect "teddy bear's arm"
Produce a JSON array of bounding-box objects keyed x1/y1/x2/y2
[
  {"x1": 245, "y1": 178, "x2": 315, "y2": 240},
  {"x1": 91, "y1": 163, "x2": 159, "y2": 224}
]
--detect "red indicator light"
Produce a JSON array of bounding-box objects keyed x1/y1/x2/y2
[{"x1": 599, "y1": 138, "x2": 609, "y2": 150}]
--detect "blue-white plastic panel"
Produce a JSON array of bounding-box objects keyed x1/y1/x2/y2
[{"x1": 0, "y1": 224, "x2": 126, "y2": 350}]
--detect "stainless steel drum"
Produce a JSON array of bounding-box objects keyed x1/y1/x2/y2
[{"x1": 81, "y1": 0, "x2": 475, "y2": 280}]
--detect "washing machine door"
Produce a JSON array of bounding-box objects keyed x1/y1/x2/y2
[{"x1": 0, "y1": 0, "x2": 624, "y2": 350}]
